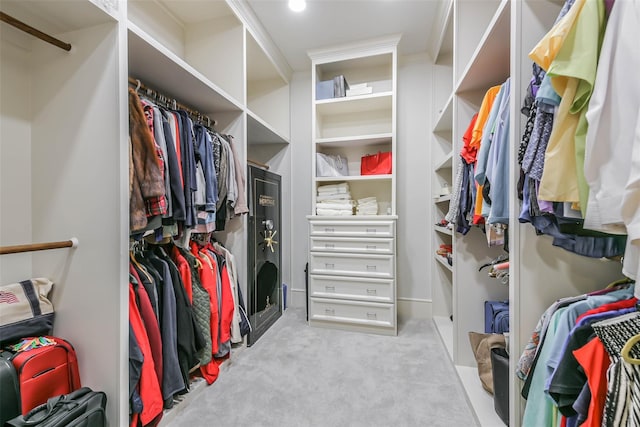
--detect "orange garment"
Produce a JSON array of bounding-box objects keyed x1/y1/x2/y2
[
  {"x1": 189, "y1": 242, "x2": 222, "y2": 385},
  {"x1": 190, "y1": 242, "x2": 220, "y2": 356},
  {"x1": 129, "y1": 284, "x2": 163, "y2": 427},
  {"x1": 469, "y1": 85, "x2": 502, "y2": 151},
  {"x1": 171, "y1": 246, "x2": 193, "y2": 303},
  {"x1": 217, "y1": 256, "x2": 236, "y2": 345},
  {"x1": 573, "y1": 337, "x2": 610, "y2": 427},
  {"x1": 461, "y1": 113, "x2": 479, "y2": 164}
]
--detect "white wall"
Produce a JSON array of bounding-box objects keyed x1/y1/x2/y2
[
  {"x1": 396, "y1": 53, "x2": 432, "y2": 318},
  {"x1": 289, "y1": 70, "x2": 313, "y2": 308},
  {"x1": 288, "y1": 54, "x2": 435, "y2": 319},
  {"x1": 0, "y1": 35, "x2": 33, "y2": 283}
]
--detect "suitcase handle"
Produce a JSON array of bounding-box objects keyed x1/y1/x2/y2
[{"x1": 7, "y1": 389, "x2": 90, "y2": 426}]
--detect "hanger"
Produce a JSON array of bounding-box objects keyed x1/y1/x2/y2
[
  {"x1": 606, "y1": 277, "x2": 635, "y2": 289},
  {"x1": 479, "y1": 254, "x2": 509, "y2": 272},
  {"x1": 621, "y1": 333, "x2": 640, "y2": 365}
]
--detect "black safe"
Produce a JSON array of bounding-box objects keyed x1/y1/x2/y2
[{"x1": 247, "y1": 165, "x2": 282, "y2": 346}]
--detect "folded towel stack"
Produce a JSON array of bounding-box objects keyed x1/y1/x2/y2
[
  {"x1": 356, "y1": 196, "x2": 378, "y2": 215},
  {"x1": 316, "y1": 183, "x2": 354, "y2": 216}
]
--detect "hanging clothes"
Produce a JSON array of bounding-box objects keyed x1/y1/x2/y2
[{"x1": 128, "y1": 88, "x2": 166, "y2": 233}]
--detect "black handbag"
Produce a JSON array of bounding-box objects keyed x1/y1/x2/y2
[
  {"x1": 7, "y1": 387, "x2": 107, "y2": 427},
  {"x1": 490, "y1": 347, "x2": 510, "y2": 426}
]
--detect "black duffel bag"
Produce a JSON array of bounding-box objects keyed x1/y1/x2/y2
[{"x1": 7, "y1": 387, "x2": 106, "y2": 427}]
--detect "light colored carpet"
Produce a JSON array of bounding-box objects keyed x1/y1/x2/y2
[{"x1": 163, "y1": 308, "x2": 478, "y2": 427}]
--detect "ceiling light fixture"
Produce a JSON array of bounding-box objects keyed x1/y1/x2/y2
[{"x1": 288, "y1": 0, "x2": 306, "y2": 12}]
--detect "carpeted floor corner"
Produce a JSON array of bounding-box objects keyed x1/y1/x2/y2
[{"x1": 163, "y1": 308, "x2": 478, "y2": 427}]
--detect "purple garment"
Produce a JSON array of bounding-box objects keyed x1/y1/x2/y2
[{"x1": 605, "y1": 0, "x2": 615, "y2": 18}]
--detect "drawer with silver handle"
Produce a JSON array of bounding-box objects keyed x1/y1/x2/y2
[
  {"x1": 309, "y1": 252, "x2": 394, "y2": 278},
  {"x1": 310, "y1": 236, "x2": 394, "y2": 254},
  {"x1": 309, "y1": 274, "x2": 393, "y2": 302},
  {"x1": 309, "y1": 298, "x2": 394, "y2": 328},
  {"x1": 309, "y1": 220, "x2": 395, "y2": 238}
]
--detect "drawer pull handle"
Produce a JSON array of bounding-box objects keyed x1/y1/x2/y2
[
  {"x1": 366, "y1": 312, "x2": 377, "y2": 319},
  {"x1": 366, "y1": 289, "x2": 377, "y2": 295},
  {"x1": 366, "y1": 228, "x2": 377, "y2": 234},
  {"x1": 366, "y1": 265, "x2": 377, "y2": 271},
  {"x1": 325, "y1": 308, "x2": 335, "y2": 315},
  {"x1": 325, "y1": 286, "x2": 336, "y2": 292},
  {"x1": 366, "y1": 245, "x2": 377, "y2": 250},
  {"x1": 325, "y1": 227, "x2": 335, "y2": 233},
  {"x1": 325, "y1": 243, "x2": 335, "y2": 249},
  {"x1": 325, "y1": 263, "x2": 335, "y2": 269}
]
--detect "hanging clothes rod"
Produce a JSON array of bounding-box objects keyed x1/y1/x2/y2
[
  {"x1": 0, "y1": 12, "x2": 72, "y2": 52},
  {"x1": 128, "y1": 77, "x2": 217, "y2": 128},
  {"x1": 0, "y1": 238, "x2": 79, "y2": 255},
  {"x1": 248, "y1": 159, "x2": 270, "y2": 170}
]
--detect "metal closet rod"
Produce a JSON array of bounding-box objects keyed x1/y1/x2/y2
[
  {"x1": 0, "y1": 238, "x2": 79, "y2": 255},
  {"x1": 0, "y1": 12, "x2": 72, "y2": 52},
  {"x1": 128, "y1": 77, "x2": 217, "y2": 128}
]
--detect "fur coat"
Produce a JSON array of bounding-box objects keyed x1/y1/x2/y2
[{"x1": 129, "y1": 88, "x2": 165, "y2": 233}]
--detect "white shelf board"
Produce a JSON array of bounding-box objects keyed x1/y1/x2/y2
[
  {"x1": 316, "y1": 92, "x2": 392, "y2": 116},
  {"x1": 247, "y1": 109, "x2": 289, "y2": 145},
  {"x1": 435, "y1": 152, "x2": 453, "y2": 171},
  {"x1": 434, "y1": 194, "x2": 452, "y2": 203},
  {"x1": 435, "y1": 226, "x2": 453, "y2": 236},
  {"x1": 433, "y1": 92, "x2": 453, "y2": 133},
  {"x1": 316, "y1": 174, "x2": 392, "y2": 182},
  {"x1": 128, "y1": 23, "x2": 243, "y2": 114},
  {"x1": 455, "y1": 365, "x2": 506, "y2": 427},
  {"x1": 435, "y1": 255, "x2": 453, "y2": 272},
  {"x1": 316, "y1": 133, "x2": 392, "y2": 148},
  {"x1": 433, "y1": 315, "x2": 454, "y2": 361},
  {"x1": 455, "y1": 0, "x2": 510, "y2": 94},
  {"x1": 433, "y1": 0, "x2": 453, "y2": 63},
  {"x1": 2, "y1": 0, "x2": 117, "y2": 36}
]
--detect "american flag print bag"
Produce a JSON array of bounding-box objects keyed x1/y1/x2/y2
[{"x1": 0, "y1": 278, "x2": 55, "y2": 345}]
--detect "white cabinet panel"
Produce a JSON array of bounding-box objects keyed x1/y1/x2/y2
[
  {"x1": 309, "y1": 220, "x2": 395, "y2": 238},
  {"x1": 310, "y1": 236, "x2": 394, "y2": 254},
  {"x1": 309, "y1": 274, "x2": 393, "y2": 302},
  {"x1": 310, "y1": 252, "x2": 394, "y2": 278},
  {"x1": 309, "y1": 298, "x2": 395, "y2": 328}
]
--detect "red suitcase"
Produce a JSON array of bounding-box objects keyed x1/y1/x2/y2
[{"x1": 9, "y1": 336, "x2": 81, "y2": 415}]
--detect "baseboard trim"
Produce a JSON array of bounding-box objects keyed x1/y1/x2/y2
[
  {"x1": 288, "y1": 290, "x2": 432, "y2": 320},
  {"x1": 397, "y1": 297, "x2": 432, "y2": 320},
  {"x1": 289, "y1": 288, "x2": 307, "y2": 309}
]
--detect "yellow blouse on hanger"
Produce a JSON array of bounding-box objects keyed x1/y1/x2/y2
[
  {"x1": 528, "y1": 0, "x2": 585, "y2": 71},
  {"x1": 535, "y1": 0, "x2": 605, "y2": 204}
]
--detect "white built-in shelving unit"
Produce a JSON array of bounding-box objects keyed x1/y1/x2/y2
[
  {"x1": 307, "y1": 36, "x2": 399, "y2": 336},
  {"x1": 430, "y1": 1, "x2": 626, "y2": 426},
  {"x1": 0, "y1": 0, "x2": 290, "y2": 424}
]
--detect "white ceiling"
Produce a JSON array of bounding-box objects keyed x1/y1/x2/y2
[{"x1": 246, "y1": 0, "x2": 444, "y2": 72}]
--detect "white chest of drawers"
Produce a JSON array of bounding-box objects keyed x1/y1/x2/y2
[{"x1": 308, "y1": 217, "x2": 397, "y2": 335}]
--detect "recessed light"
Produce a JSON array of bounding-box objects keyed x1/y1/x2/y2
[{"x1": 288, "y1": 0, "x2": 306, "y2": 12}]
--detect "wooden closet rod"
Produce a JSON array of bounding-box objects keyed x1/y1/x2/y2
[
  {"x1": 248, "y1": 159, "x2": 270, "y2": 170},
  {"x1": 0, "y1": 12, "x2": 72, "y2": 52},
  {"x1": 0, "y1": 237, "x2": 79, "y2": 255},
  {"x1": 128, "y1": 77, "x2": 217, "y2": 128}
]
